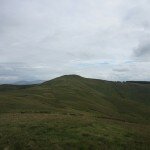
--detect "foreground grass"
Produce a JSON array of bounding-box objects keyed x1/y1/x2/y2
[{"x1": 0, "y1": 112, "x2": 150, "y2": 150}]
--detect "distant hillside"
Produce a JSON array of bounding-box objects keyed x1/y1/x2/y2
[
  {"x1": 0, "y1": 75, "x2": 150, "y2": 149},
  {"x1": 126, "y1": 81, "x2": 150, "y2": 84},
  {"x1": 0, "y1": 74, "x2": 149, "y2": 121},
  {"x1": 13, "y1": 80, "x2": 45, "y2": 85}
]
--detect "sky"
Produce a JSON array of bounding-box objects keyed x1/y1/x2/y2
[{"x1": 0, "y1": 0, "x2": 150, "y2": 83}]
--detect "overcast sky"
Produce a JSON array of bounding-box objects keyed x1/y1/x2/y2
[{"x1": 0, "y1": 0, "x2": 150, "y2": 83}]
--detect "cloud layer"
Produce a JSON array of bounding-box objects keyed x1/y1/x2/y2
[{"x1": 0, "y1": 0, "x2": 150, "y2": 83}]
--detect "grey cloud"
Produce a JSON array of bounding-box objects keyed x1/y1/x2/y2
[
  {"x1": 0, "y1": 63, "x2": 38, "y2": 83},
  {"x1": 135, "y1": 44, "x2": 150, "y2": 56},
  {"x1": 134, "y1": 41, "x2": 150, "y2": 61},
  {"x1": 0, "y1": 0, "x2": 150, "y2": 82},
  {"x1": 113, "y1": 68, "x2": 130, "y2": 72}
]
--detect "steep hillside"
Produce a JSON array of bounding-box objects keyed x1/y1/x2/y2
[
  {"x1": 0, "y1": 75, "x2": 150, "y2": 149},
  {"x1": 0, "y1": 75, "x2": 149, "y2": 122}
]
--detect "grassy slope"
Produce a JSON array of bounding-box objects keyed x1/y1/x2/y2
[{"x1": 0, "y1": 75, "x2": 150, "y2": 149}]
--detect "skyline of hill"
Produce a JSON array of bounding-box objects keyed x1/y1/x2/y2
[
  {"x1": 0, "y1": 74, "x2": 150, "y2": 149},
  {"x1": 0, "y1": 74, "x2": 150, "y2": 85}
]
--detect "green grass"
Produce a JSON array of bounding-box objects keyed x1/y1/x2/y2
[
  {"x1": 0, "y1": 75, "x2": 150, "y2": 149},
  {"x1": 0, "y1": 113, "x2": 150, "y2": 150}
]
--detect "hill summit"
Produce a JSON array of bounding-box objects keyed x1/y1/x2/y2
[
  {"x1": 1, "y1": 74, "x2": 149, "y2": 122},
  {"x1": 0, "y1": 74, "x2": 150, "y2": 149}
]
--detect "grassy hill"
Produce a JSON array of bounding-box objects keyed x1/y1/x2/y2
[{"x1": 0, "y1": 75, "x2": 150, "y2": 149}]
